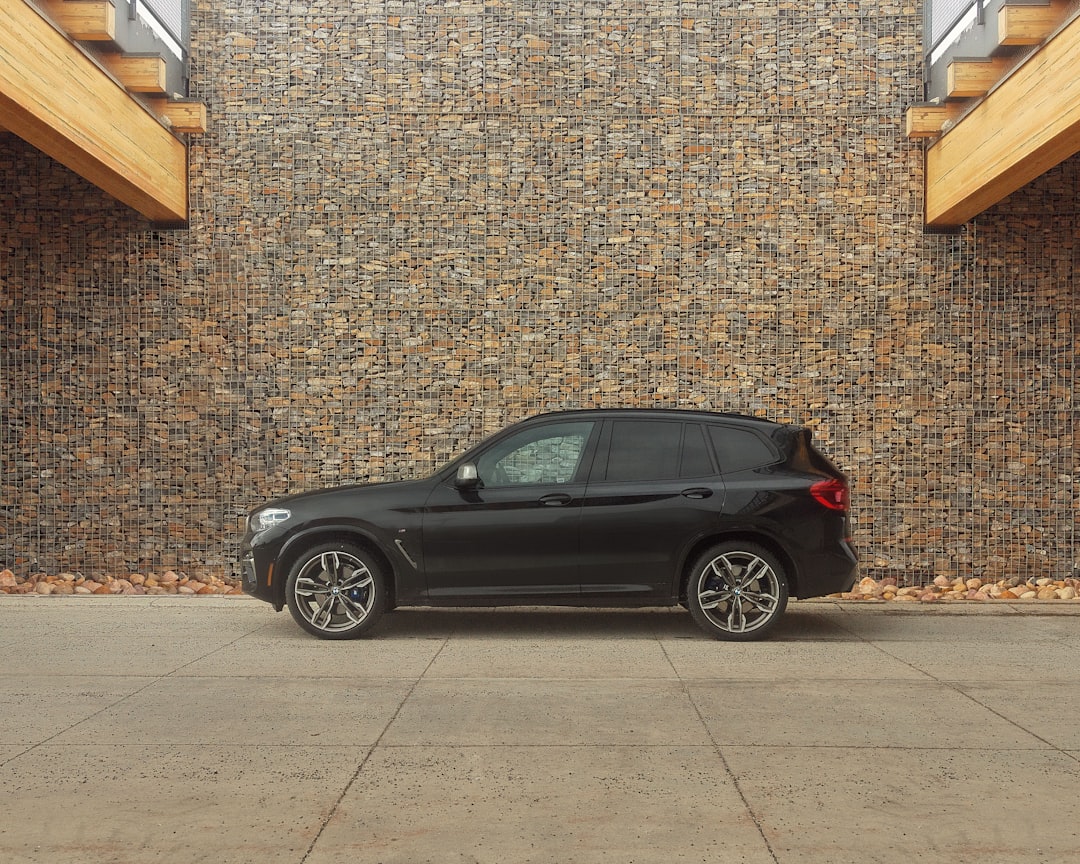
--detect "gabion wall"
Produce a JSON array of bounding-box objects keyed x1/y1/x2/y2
[{"x1": 1, "y1": 0, "x2": 1077, "y2": 582}]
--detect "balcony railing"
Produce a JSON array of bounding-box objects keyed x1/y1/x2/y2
[
  {"x1": 131, "y1": 0, "x2": 189, "y2": 60},
  {"x1": 113, "y1": 0, "x2": 190, "y2": 95}
]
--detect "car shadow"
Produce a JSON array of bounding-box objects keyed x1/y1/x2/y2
[{"x1": 365, "y1": 605, "x2": 855, "y2": 642}]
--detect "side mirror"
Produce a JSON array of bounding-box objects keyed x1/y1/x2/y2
[{"x1": 454, "y1": 463, "x2": 480, "y2": 490}]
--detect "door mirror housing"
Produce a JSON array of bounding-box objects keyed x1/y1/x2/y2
[{"x1": 454, "y1": 463, "x2": 480, "y2": 490}]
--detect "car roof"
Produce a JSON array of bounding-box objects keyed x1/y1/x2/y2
[{"x1": 520, "y1": 408, "x2": 788, "y2": 429}]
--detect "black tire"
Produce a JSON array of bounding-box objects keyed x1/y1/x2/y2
[
  {"x1": 686, "y1": 541, "x2": 788, "y2": 641},
  {"x1": 284, "y1": 542, "x2": 386, "y2": 639}
]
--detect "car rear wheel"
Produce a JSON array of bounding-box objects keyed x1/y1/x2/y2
[
  {"x1": 285, "y1": 542, "x2": 385, "y2": 639},
  {"x1": 687, "y1": 542, "x2": 788, "y2": 641}
]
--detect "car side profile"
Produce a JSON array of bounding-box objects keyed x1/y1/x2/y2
[{"x1": 240, "y1": 409, "x2": 858, "y2": 640}]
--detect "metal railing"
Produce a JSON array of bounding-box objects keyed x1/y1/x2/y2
[
  {"x1": 129, "y1": 0, "x2": 190, "y2": 59},
  {"x1": 927, "y1": 0, "x2": 982, "y2": 55}
]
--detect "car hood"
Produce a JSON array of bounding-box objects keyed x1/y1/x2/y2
[{"x1": 255, "y1": 477, "x2": 433, "y2": 512}]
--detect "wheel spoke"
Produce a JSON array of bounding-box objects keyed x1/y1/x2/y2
[
  {"x1": 295, "y1": 576, "x2": 330, "y2": 598},
  {"x1": 698, "y1": 588, "x2": 731, "y2": 610},
  {"x1": 311, "y1": 595, "x2": 336, "y2": 629},
  {"x1": 739, "y1": 558, "x2": 769, "y2": 589},
  {"x1": 711, "y1": 558, "x2": 740, "y2": 589},
  {"x1": 742, "y1": 591, "x2": 777, "y2": 613},
  {"x1": 339, "y1": 571, "x2": 372, "y2": 592},
  {"x1": 320, "y1": 552, "x2": 342, "y2": 586},
  {"x1": 726, "y1": 599, "x2": 746, "y2": 631},
  {"x1": 338, "y1": 594, "x2": 367, "y2": 623}
]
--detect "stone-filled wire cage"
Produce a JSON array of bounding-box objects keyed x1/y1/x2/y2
[{"x1": 0, "y1": 0, "x2": 1077, "y2": 584}]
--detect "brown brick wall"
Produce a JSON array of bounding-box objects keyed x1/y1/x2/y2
[{"x1": 0, "y1": 1, "x2": 1076, "y2": 583}]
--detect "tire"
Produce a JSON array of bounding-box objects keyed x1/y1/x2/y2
[
  {"x1": 284, "y1": 542, "x2": 386, "y2": 639},
  {"x1": 686, "y1": 541, "x2": 788, "y2": 641}
]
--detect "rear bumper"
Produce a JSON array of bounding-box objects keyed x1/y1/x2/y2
[{"x1": 794, "y1": 540, "x2": 859, "y2": 599}]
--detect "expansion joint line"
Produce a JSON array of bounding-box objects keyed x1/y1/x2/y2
[
  {"x1": 831, "y1": 617, "x2": 1080, "y2": 765},
  {"x1": 299, "y1": 634, "x2": 452, "y2": 863},
  {"x1": 658, "y1": 641, "x2": 781, "y2": 864}
]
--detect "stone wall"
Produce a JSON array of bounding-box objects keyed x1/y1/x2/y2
[{"x1": 0, "y1": 0, "x2": 1077, "y2": 582}]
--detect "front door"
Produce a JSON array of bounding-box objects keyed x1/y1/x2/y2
[{"x1": 420, "y1": 420, "x2": 598, "y2": 600}]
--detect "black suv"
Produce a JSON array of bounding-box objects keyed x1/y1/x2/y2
[{"x1": 241, "y1": 409, "x2": 857, "y2": 640}]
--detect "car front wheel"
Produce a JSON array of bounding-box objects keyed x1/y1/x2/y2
[
  {"x1": 285, "y1": 542, "x2": 386, "y2": 639},
  {"x1": 687, "y1": 542, "x2": 788, "y2": 641}
]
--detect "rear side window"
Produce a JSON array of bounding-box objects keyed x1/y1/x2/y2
[
  {"x1": 605, "y1": 421, "x2": 681, "y2": 481},
  {"x1": 602, "y1": 420, "x2": 716, "y2": 482},
  {"x1": 680, "y1": 423, "x2": 714, "y2": 478},
  {"x1": 708, "y1": 425, "x2": 778, "y2": 473}
]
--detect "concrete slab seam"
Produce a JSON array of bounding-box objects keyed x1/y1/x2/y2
[
  {"x1": 298, "y1": 633, "x2": 454, "y2": 863},
  {"x1": 658, "y1": 640, "x2": 781, "y2": 864}
]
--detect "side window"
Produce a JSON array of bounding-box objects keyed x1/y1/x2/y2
[
  {"x1": 477, "y1": 422, "x2": 593, "y2": 487},
  {"x1": 708, "y1": 425, "x2": 779, "y2": 473},
  {"x1": 680, "y1": 423, "x2": 714, "y2": 478},
  {"x1": 604, "y1": 420, "x2": 682, "y2": 482}
]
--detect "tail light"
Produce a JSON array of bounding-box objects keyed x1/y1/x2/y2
[{"x1": 811, "y1": 478, "x2": 849, "y2": 512}]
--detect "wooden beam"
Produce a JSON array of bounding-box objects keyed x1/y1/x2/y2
[
  {"x1": 0, "y1": 0, "x2": 187, "y2": 223},
  {"x1": 905, "y1": 103, "x2": 966, "y2": 138},
  {"x1": 926, "y1": 13, "x2": 1080, "y2": 227},
  {"x1": 947, "y1": 57, "x2": 1013, "y2": 98},
  {"x1": 146, "y1": 98, "x2": 207, "y2": 134},
  {"x1": 98, "y1": 53, "x2": 168, "y2": 93},
  {"x1": 998, "y1": 1, "x2": 1067, "y2": 48},
  {"x1": 40, "y1": 0, "x2": 115, "y2": 42}
]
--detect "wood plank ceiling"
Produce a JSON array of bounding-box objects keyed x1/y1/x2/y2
[
  {"x1": 0, "y1": 0, "x2": 206, "y2": 225},
  {"x1": 907, "y1": 1, "x2": 1080, "y2": 229}
]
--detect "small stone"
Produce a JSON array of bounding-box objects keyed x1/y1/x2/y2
[
  {"x1": 999, "y1": 590, "x2": 1018, "y2": 599},
  {"x1": 35, "y1": 582, "x2": 54, "y2": 595},
  {"x1": 1019, "y1": 591, "x2": 1038, "y2": 600},
  {"x1": 177, "y1": 585, "x2": 196, "y2": 595},
  {"x1": 0, "y1": 570, "x2": 16, "y2": 589},
  {"x1": 965, "y1": 578, "x2": 982, "y2": 590},
  {"x1": 933, "y1": 575, "x2": 951, "y2": 588},
  {"x1": 1037, "y1": 588, "x2": 1058, "y2": 600},
  {"x1": 1059, "y1": 586, "x2": 1076, "y2": 600}
]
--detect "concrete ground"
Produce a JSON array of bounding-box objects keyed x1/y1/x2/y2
[{"x1": 1, "y1": 597, "x2": 1078, "y2": 864}]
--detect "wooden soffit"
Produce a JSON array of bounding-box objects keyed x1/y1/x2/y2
[
  {"x1": 925, "y1": 11, "x2": 1080, "y2": 228},
  {"x1": 0, "y1": 1, "x2": 187, "y2": 224}
]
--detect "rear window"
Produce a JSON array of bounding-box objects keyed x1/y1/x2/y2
[{"x1": 708, "y1": 425, "x2": 779, "y2": 473}]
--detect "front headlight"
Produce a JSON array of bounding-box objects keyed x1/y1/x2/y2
[{"x1": 250, "y1": 507, "x2": 292, "y2": 533}]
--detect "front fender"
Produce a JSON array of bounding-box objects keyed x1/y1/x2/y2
[{"x1": 271, "y1": 520, "x2": 422, "y2": 606}]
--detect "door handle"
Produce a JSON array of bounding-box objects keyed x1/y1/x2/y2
[
  {"x1": 681, "y1": 487, "x2": 713, "y2": 499},
  {"x1": 538, "y1": 493, "x2": 573, "y2": 507}
]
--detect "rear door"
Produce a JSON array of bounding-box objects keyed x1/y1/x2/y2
[{"x1": 577, "y1": 419, "x2": 726, "y2": 600}]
